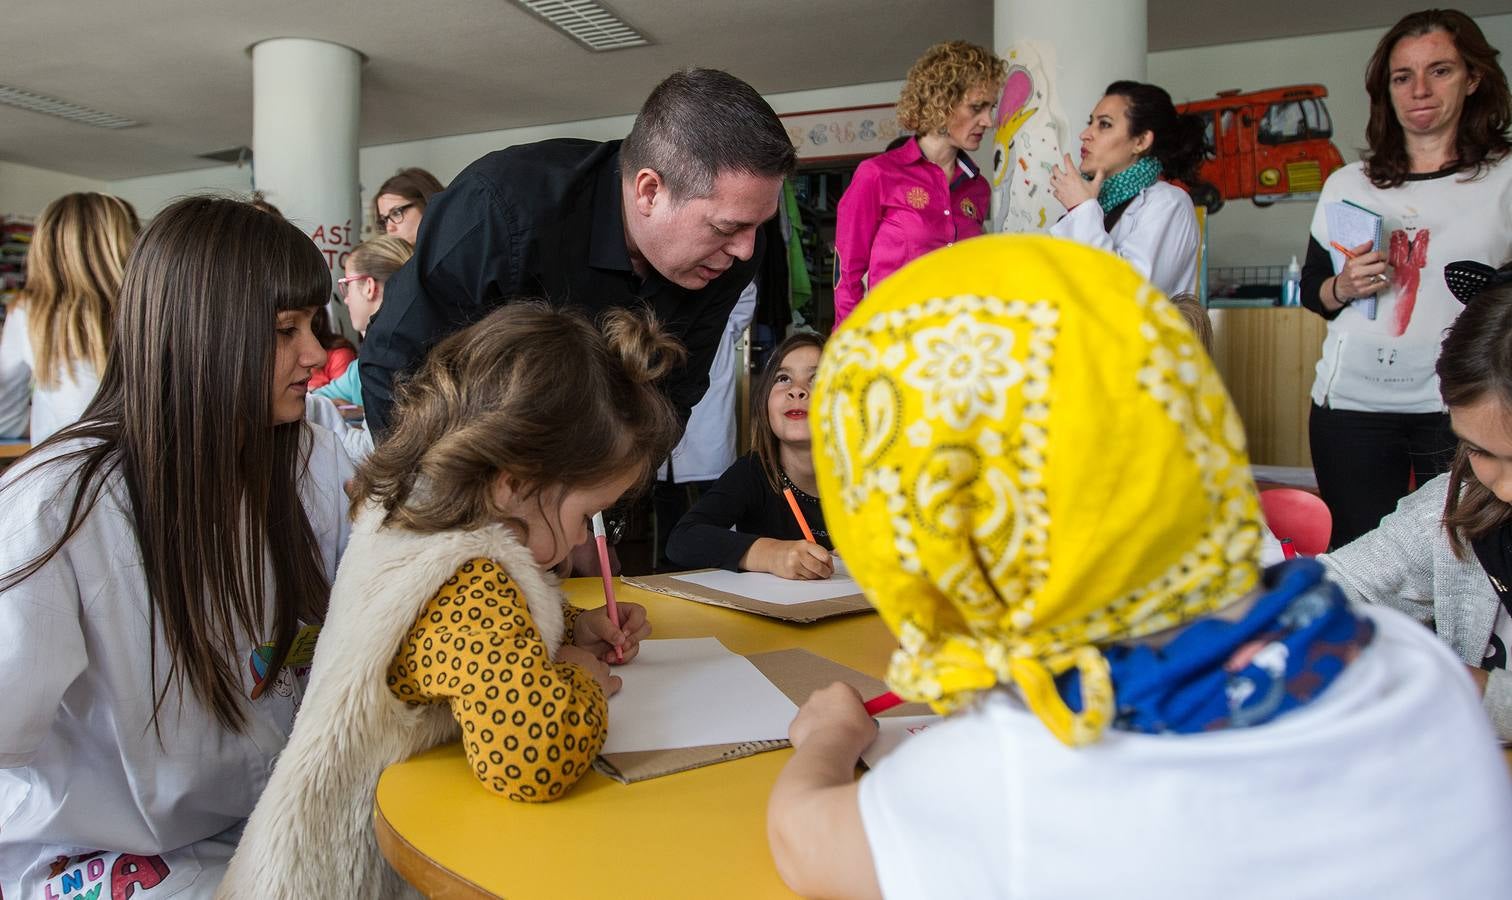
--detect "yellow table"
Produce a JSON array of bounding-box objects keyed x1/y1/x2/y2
[{"x1": 374, "y1": 577, "x2": 894, "y2": 899}]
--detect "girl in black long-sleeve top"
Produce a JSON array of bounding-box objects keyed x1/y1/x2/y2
[{"x1": 667, "y1": 333, "x2": 835, "y2": 580}]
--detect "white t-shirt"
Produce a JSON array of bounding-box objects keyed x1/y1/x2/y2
[
  {"x1": 1049, "y1": 180, "x2": 1199, "y2": 298},
  {"x1": 0, "y1": 304, "x2": 103, "y2": 442},
  {"x1": 1307, "y1": 159, "x2": 1512, "y2": 413},
  {"x1": 0, "y1": 425, "x2": 354, "y2": 898},
  {"x1": 657, "y1": 280, "x2": 758, "y2": 484},
  {"x1": 858, "y1": 602, "x2": 1512, "y2": 900}
]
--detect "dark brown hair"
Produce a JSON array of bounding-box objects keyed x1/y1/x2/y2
[
  {"x1": 372, "y1": 167, "x2": 445, "y2": 227},
  {"x1": 1103, "y1": 80, "x2": 1209, "y2": 188},
  {"x1": 750, "y1": 332, "x2": 826, "y2": 493},
  {"x1": 0, "y1": 196, "x2": 333, "y2": 732},
  {"x1": 1438, "y1": 281, "x2": 1512, "y2": 556},
  {"x1": 620, "y1": 68, "x2": 797, "y2": 200},
  {"x1": 1363, "y1": 9, "x2": 1511, "y2": 189},
  {"x1": 351, "y1": 303, "x2": 685, "y2": 558}
]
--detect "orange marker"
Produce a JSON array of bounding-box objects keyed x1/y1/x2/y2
[
  {"x1": 783, "y1": 488, "x2": 817, "y2": 543},
  {"x1": 1329, "y1": 240, "x2": 1359, "y2": 259}
]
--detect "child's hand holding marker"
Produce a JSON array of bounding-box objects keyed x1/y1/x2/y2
[{"x1": 571, "y1": 600, "x2": 651, "y2": 665}]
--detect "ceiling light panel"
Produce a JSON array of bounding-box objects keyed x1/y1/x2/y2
[
  {"x1": 509, "y1": 0, "x2": 650, "y2": 51},
  {"x1": 0, "y1": 85, "x2": 139, "y2": 129}
]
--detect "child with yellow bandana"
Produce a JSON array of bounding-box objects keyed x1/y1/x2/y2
[{"x1": 765, "y1": 237, "x2": 1512, "y2": 899}]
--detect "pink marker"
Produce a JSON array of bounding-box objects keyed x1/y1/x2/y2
[
  {"x1": 863, "y1": 691, "x2": 904, "y2": 716},
  {"x1": 591, "y1": 512, "x2": 624, "y2": 662}
]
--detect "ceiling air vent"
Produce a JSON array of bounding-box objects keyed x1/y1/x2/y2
[
  {"x1": 0, "y1": 84, "x2": 138, "y2": 129},
  {"x1": 508, "y1": 0, "x2": 650, "y2": 51}
]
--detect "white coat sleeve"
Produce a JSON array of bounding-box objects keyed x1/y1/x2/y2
[
  {"x1": 0, "y1": 463, "x2": 88, "y2": 766},
  {"x1": 1050, "y1": 188, "x2": 1199, "y2": 294}
]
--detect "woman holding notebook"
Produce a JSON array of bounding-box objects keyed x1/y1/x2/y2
[{"x1": 1300, "y1": 8, "x2": 1512, "y2": 547}]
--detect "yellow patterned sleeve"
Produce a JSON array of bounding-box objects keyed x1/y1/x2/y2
[
  {"x1": 387, "y1": 557, "x2": 608, "y2": 802},
  {"x1": 560, "y1": 600, "x2": 585, "y2": 638}
]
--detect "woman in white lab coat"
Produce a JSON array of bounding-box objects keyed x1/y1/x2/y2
[{"x1": 1048, "y1": 80, "x2": 1207, "y2": 297}]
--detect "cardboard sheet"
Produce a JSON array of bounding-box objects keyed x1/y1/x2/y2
[
  {"x1": 623, "y1": 569, "x2": 873, "y2": 623},
  {"x1": 602, "y1": 638, "x2": 799, "y2": 754},
  {"x1": 595, "y1": 648, "x2": 932, "y2": 783}
]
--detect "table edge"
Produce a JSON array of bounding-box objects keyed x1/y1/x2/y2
[{"x1": 374, "y1": 797, "x2": 500, "y2": 899}]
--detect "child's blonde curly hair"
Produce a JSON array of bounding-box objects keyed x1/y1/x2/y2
[{"x1": 896, "y1": 41, "x2": 1006, "y2": 135}]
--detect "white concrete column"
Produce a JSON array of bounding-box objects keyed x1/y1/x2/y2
[
  {"x1": 990, "y1": 0, "x2": 1146, "y2": 232},
  {"x1": 251, "y1": 38, "x2": 362, "y2": 335}
]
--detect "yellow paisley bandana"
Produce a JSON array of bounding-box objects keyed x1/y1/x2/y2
[{"x1": 813, "y1": 235, "x2": 1263, "y2": 746}]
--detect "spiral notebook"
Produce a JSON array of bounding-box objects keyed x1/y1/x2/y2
[{"x1": 1325, "y1": 199, "x2": 1383, "y2": 320}]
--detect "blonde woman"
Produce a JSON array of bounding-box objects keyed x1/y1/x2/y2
[
  {"x1": 313, "y1": 235, "x2": 414, "y2": 409},
  {"x1": 0, "y1": 193, "x2": 138, "y2": 442},
  {"x1": 832, "y1": 41, "x2": 1005, "y2": 326}
]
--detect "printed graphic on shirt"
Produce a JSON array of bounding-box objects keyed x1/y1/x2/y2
[
  {"x1": 906, "y1": 187, "x2": 930, "y2": 210},
  {"x1": 960, "y1": 198, "x2": 978, "y2": 221},
  {"x1": 1387, "y1": 225, "x2": 1430, "y2": 337},
  {"x1": 247, "y1": 624, "x2": 319, "y2": 700},
  {"x1": 1482, "y1": 606, "x2": 1510, "y2": 671},
  {"x1": 35, "y1": 850, "x2": 188, "y2": 900}
]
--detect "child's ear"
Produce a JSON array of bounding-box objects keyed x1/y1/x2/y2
[{"x1": 490, "y1": 472, "x2": 521, "y2": 512}]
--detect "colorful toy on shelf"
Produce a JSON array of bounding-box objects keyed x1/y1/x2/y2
[{"x1": 1175, "y1": 85, "x2": 1345, "y2": 213}]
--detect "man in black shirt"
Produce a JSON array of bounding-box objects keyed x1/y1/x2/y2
[{"x1": 360, "y1": 68, "x2": 797, "y2": 437}]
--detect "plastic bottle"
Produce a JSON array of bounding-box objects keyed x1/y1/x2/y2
[{"x1": 1281, "y1": 256, "x2": 1302, "y2": 307}]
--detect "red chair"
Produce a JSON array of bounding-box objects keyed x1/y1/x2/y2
[{"x1": 1259, "y1": 488, "x2": 1332, "y2": 557}]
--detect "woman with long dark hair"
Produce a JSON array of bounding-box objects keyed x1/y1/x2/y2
[
  {"x1": 1048, "y1": 80, "x2": 1208, "y2": 297},
  {"x1": 1300, "y1": 9, "x2": 1512, "y2": 547},
  {"x1": 0, "y1": 197, "x2": 353, "y2": 895}
]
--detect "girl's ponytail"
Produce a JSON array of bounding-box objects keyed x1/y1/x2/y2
[{"x1": 600, "y1": 308, "x2": 687, "y2": 385}]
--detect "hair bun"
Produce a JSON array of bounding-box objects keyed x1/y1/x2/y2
[{"x1": 600, "y1": 307, "x2": 688, "y2": 384}]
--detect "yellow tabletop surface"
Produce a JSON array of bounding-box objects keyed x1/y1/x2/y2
[
  {"x1": 374, "y1": 578, "x2": 1512, "y2": 899},
  {"x1": 374, "y1": 576, "x2": 895, "y2": 900}
]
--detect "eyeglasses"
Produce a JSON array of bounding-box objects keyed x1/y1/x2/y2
[
  {"x1": 336, "y1": 273, "x2": 372, "y2": 298},
  {"x1": 378, "y1": 202, "x2": 414, "y2": 227}
]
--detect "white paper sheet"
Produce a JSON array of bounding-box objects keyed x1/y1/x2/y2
[
  {"x1": 669, "y1": 568, "x2": 862, "y2": 605},
  {"x1": 602, "y1": 638, "x2": 800, "y2": 754},
  {"x1": 859, "y1": 715, "x2": 943, "y2": 769}
]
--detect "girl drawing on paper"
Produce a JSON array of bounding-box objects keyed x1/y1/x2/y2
[
  {"x1": 225, "y1": 304, "x2": 680, "y2": 895},
  {"x1": 667, "y1": 332, "x2": 836, "y2": 580}
]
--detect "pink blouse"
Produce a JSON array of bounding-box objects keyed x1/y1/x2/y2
[{"x1": 833, "y1": 139, "x2": 990, "y2": 326}]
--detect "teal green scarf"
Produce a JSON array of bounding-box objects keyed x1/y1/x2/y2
[{"x1": 1098, "y1": 155, "x2": 1163, "y2": 211}]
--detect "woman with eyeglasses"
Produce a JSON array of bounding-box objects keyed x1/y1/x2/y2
[
  {"x1": 372, "y1": 167, "x2": 445, "y2": 245},
  {"x1": 314, "y1": 236, "x2": 415, "y2": 410}
]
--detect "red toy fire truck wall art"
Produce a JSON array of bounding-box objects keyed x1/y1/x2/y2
[{"x1": 1175, "y1": 85, "x2": 1345, "y2": 213}]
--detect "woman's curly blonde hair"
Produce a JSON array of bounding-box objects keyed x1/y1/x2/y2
[{"x1": 897, "y1": 41, "x2": 1006, "y2": 134}]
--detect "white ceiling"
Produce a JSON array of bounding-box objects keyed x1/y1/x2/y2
[{"x1": 2, "y1": 0, "x2": 1510, "y2": 181}]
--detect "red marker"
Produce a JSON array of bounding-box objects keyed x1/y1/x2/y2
[
  {"x1": 863, "y1": 691, "x2": 904, "y2": 716},
  {"x1": 783, "y1": 488, "x2": 817, "y2": 543},
  {"x1": 591, "y1": 512, "x2": 623, "y2": 663}
]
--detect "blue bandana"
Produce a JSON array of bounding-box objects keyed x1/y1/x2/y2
[{"x1": 1060, "y1": 559, "x2": 1374, "y2": 734}]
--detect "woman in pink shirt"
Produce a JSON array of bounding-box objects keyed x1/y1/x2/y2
[{"x1": 833, "y1": 41, "x2": 1005, "y2": 326}]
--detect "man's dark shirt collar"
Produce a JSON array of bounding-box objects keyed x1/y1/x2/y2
[{"x1": 589, "y1": 150, "x2": 670, "y2": 299}]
